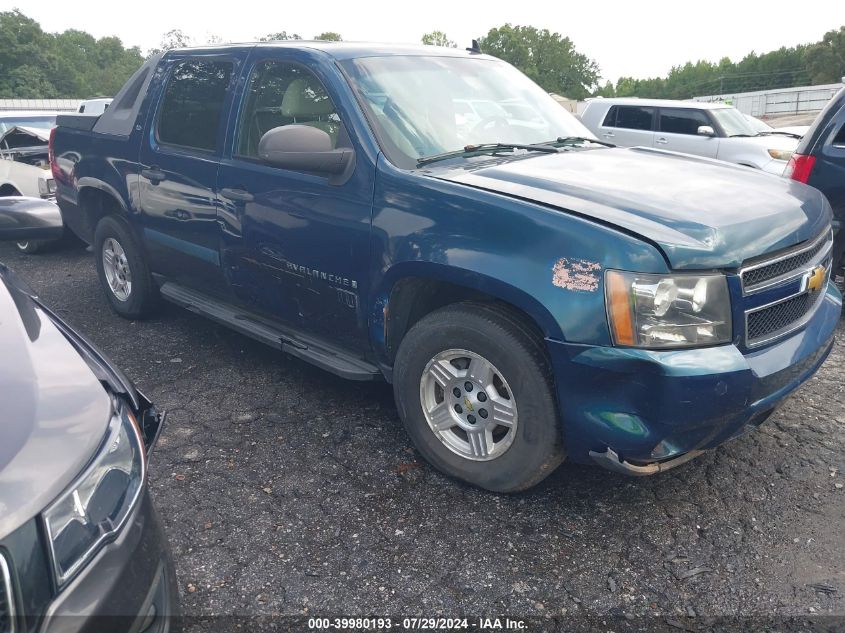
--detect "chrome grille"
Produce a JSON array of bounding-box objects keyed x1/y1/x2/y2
[
  {"x1": 741, "y1": 230, "x2": 832, "y2": 294},
  {"x1": 0, "y1": 553, "x2": 13, "y2": 633},
  {"x1": 747, "y1": 290, "x2": 823, "y2": 343},
  {"x1": 744, "y1": 253, "x2": 832, "y2": 347}
]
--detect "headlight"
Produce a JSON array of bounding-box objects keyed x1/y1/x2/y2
[
  {"x1": 43, "y1": 401, "x2": 145, "y2": 587},
  {"x1": 768, "y1": 149, "x2": 793, "y2": 161},
  {"x1": 606, "y1": 270, "x2": 732, "y2": 348},
  {"x1": 38, "y1": 178, "x2": 57, "y2": 196}
]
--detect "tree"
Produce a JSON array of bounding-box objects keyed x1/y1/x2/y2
[
  {"x1": 258, "y1": 31, "x2": 302, "y2": 41},
  {"x1": 147, "y1": 29, "x2": 192, "y2": 56},
  {"x1": 0, "y1": 9, "x2": 144, "y2": 98},
  {"x1": 593, "y1": 80, "x2": 616, "y2": 98},
  {"x1": 314, "y1": 32, "x2": 342, "y2": 41},
  {"x1": 421, "y1": 31, "x2": 456, "y2": 48},
  {"x1": 478, "y1": 24, "x2": 599, "y2": 99},
  {"x1": 804, "y1": 26, "x2": 845, "y2": 85}
]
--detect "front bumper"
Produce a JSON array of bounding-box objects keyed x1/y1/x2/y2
[
  {"x1": 761, "y1": 157, "x2": 789, "y2": 175},
  {"x1": 39, "y1": 488, "x2": 180, "y2": 633},
  {"x1": 549, "y1": 281, "x2": 840, "y2": 470}
]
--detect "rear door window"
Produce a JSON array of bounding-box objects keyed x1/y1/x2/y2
[
  {"x1": 601, "y1": 106, "x2": 617, "y2": 127},
  {"x1": 157, "y1": 59, "x2": 234, "y2": 152},
  {"x1": 659, "y1": 108, "x2": 711, "y2": 135},
  {"x1": 615, "y1": 106, "x2": 655, "y2": 131}
]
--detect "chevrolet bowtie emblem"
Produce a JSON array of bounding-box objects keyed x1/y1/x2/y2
[
  {"x1": 805, "y1": 264, "x2": 826, "y2": 293},
  {"x1": 463, "y1": 396, "x2": 474, "y2": 412}
]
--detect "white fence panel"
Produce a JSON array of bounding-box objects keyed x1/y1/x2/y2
[
  {"x1": 0, "y1": 99, "x2": 81, "y2": 112},
  {"x1": 693, "y1": 83, "x2": 843, "y2": 116}
]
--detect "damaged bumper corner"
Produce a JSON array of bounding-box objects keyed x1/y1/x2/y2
[{"x1": 588, "y1": 446, "x2": 705, "y2": 476}]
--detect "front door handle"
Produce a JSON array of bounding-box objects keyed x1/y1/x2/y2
[
  {"x1": 141, "y1": 167, "x2": 166, "y2": 183},
  {"x1": 221, "y1": 187, "x2": 255, "y2": 203},
  {"x1": 655, "y1": 137, "x2": 668, "y2": 145},
  {"x1": 602, "y1": 132, "x2": 615, "y2": 138}
]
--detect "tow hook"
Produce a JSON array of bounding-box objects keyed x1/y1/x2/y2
[{"x1": 588, "y1": 447, "x2": 704, "y2": 476}]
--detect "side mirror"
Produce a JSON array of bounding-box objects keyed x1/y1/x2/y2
[
  {"x1": 697, "y1": 125, "x2": 716, "y2": 137},
  {"x1": 258, "y1": 125, "x2": 353, "y2": 175},
  {"x1": 0, "y1": 197, "x2": 63, "y2": 242}
]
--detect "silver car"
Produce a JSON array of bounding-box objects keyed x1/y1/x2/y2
[{"x1": 580, "y1": 98, "x2": 798, "y2": 174}]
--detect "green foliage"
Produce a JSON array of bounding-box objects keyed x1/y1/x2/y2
[
  {"x1": 608, "y1": 27, "x2": 844, "y2": 99},
  {"x1": 478, "y1": 24, "x2": 600, "y2": 99},
  {"x1": 421, "y1": 31, "x2": 456, "y2": 48},
  {"x1": 258, "y1": 31, "x2": 302, "y2": 42},
  {"x1": 593, "y1": 80, "x2": 616, "y2": 98},
  {"x1": 805, "y1": 26, "x2": 845, "y2": 84},
  {"x1": 0, "y1": 9, "x2": 144, "y2": 98},
  {"x1": 314, "y1": 32, "x2": 342, "y2": 41}
]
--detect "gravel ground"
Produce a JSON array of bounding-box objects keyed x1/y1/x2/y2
[{"x1": 3, "y1": 241, "x2": 845, "y2": 631}]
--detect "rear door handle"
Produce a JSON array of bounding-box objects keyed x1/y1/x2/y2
[
  {"x1": 141, "y1": 167, "x2": 166, "y2": 182},
  {"x1": 221, "y1": 187, "x2": 254, "y2": 203},
  {"x1": 655, "y1": 137, "x2": 668, "y2": 145}
]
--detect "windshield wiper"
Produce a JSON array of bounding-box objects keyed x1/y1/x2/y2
[
  {"x1": 417, "y1": 142, "x2": 560, "y2": 167},
  {"x1": 551, "y1": 136, "x2": 616, "y2": 148},
  {"x1": 757, "y1": 130, "x2": 802, "y2": 139}
]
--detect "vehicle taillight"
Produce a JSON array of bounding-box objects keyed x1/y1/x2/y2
[
  {"x1": 49, "y1": 126, "x2": 61, "y2": 181},
  {"x1": 783, "y1": 153, "x2": 816, "y2": 183}
]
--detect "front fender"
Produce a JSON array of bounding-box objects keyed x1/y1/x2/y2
[
  {"x1": 368, "y1": 156, "x2": 669, "y2": 356},
  {"x1": 377, "y1": 259, "x2": 566, "y2": 340}
]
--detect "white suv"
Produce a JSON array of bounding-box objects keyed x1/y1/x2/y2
[{"x1": 580, "y1": 98, "x2": 798, "y2": 174}]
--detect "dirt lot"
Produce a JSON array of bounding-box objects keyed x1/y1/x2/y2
[{"x1": 3, "y1": 241, "x2": 844, "y2": 631}]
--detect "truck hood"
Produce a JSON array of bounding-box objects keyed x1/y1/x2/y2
[
  {"x1": 0, "y1": 265, "x2": 111, "y2": 537},
  {"x1": 432, "y1": 147, "x2": 830, "y2": 269}
]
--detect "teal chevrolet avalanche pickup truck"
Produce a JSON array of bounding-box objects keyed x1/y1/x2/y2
[{"x1": 50, "y1": 42, "x2": 841, "y2": 491}]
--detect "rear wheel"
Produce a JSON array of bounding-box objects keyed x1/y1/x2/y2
[
  {"x1": 393, "y1": 303, "x2": 564, "y2": 492},
  {"x1": 94, "y1": 215, "x2": 158, "y2": 318}
]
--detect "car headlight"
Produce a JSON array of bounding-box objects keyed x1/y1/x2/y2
[
  {"x1": 42, "y1": 400, "x2": 145, "y2": 587},
  {"x1": 606, "y1": 270, "x2": 732, "y2": 348},
  {"x1": 768, "y1": 149, "x2": 793, "y2": 161},
  {"x1": 38, "y1": 178, "x2": 57, "y2": 196}
]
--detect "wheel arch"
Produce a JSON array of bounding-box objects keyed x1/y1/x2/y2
[
  {"x1": 372, "y1": 262, "x2": 562, "y2": 369},
  {"x1": 0, "y1": 183, "x2": 22, "y2": 196},
  {"x1": 76, "y1": 180, "x2": 130, "y2": 243}
]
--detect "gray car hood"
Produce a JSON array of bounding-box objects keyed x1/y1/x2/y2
[
  {"x1": 432, "y1": 146, "x2": 831, "y2": 269},
  {"x1": 0, "y1": 269, "x2": 111, "y2": 537}
]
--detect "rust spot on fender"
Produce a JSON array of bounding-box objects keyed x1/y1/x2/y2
[{"x1": 552, "y1": 258, "x2": 601, "y2": 292}]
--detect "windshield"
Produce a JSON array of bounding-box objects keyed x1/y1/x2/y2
[
  {"x1": 340, "y1": 56, "x2": 595, "y2": 168},
  {"x1": 710, "y1": 108, "x2": 759, "y2": 137},
  {"x1": 0, "y1": 115, "x2": 57, "y2": 135},
  {"x1": 742, "y1": 114, "x2": 772, "y2": 134}
]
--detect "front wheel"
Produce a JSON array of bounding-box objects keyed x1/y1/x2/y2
[
  {"x1": 94, "y1": 215, "x2": 158, "y2": 319},
  {"x1": 393, "y1": 303, "x2": 564, "y2": 492}
]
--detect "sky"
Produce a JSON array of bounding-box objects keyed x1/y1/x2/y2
[{"x1": 5, "y1": 0, "x2": 843, "y2": 84}]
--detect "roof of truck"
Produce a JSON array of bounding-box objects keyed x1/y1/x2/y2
[{"x1": 169, "y1": 41, "x2": 496, "y2": 61}]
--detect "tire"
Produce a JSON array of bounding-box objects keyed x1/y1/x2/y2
[
  {"x1": 93, "y1": 215, "x2": 158, "y2": 319},
  {"x1": 393, "y1": 302, "x2": 564, "y2": 493},
  {"x1": 1, "y1": 188, "x2": 46, "y2": 254},
  {"x1": 16, "y1": 240, "x2": 45, "y2": 254}
]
